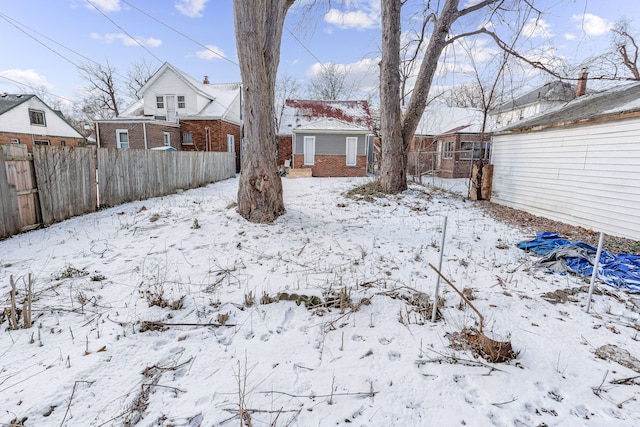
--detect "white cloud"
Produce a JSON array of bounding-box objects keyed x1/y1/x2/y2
[
  {"x1": 0, "y1": 69, "x2": 54, "y2": 91},
  {"x1": 572, "y1": 13, "x2": 611, "y2": 36},
  {"x1": 523, "y1": 18, "x2": 552, "y2": 39},
  {"x1": 85, "y1": 0, "x2": 120, "y2": 12},
  {"x1": 324, "y1": 4, "x2": 380, "y2": 30},
  {"x1": 564, "y1": 33, "x2": 577, "y2": 41},
  {"x1": 91, "y1": 33, "x2": 162, "y2": 47},
  {"x1": 175, "y1": 0, "x2": 208, "y2": 18},
  {"x1": 195, "y1": 45, "x2": 226, "y2": 61},
  {"x1": 306, "y1": 58, "x2": 380, "y2": 94}
]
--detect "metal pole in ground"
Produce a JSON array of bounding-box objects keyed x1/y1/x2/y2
[
  {"x1": 431, "y1": 215, "x2": 448, "y2": 322},
  {"x1": 586, "y1": 232, "x2": 605, "y2": 314}
]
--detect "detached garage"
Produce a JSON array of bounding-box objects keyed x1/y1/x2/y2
[{"x1": 491, "y1": 82, "x2": 640, "y2": 241}]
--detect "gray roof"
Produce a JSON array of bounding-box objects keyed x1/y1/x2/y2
[
  {"x1": 0, "y1": 93, "x2": 35, "y2": 115},
  {"x1": 493, "y1": 81, "x2": 577, "y2": 113},
  {"x1": 497, "y1": 81, "x2": 640, "y2": 132}
]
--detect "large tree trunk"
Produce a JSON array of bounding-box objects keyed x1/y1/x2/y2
[
  {"x1": 233, "y1": 0, "x2": 293, "y2": 223},
  {"x1": 379, "y1": 0, "x2": 405, "y2": 192}
]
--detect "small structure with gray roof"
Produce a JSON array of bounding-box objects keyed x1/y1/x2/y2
[{"x1": 491, "y1": 81, "x2": 640, "y2": 240}]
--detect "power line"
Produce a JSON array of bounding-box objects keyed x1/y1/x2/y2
[
  {"x1": 0, "y1": 12, "x2": 81, "y2": 69},
  {"x1": 85, "y1": 0, "x2": 164, "y2": 64},
  {"x1": 0, "y1": 74, "x2": 76, "y2": 105},
  {"x1": 120, "y1": 0, "x2": 239, "y2": 67}
]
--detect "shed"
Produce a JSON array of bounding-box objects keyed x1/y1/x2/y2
[{"x1": 491, "y1": 81, "x2": 640, "y2": 240}]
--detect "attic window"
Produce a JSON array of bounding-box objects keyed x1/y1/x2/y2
[
  {"x1": 156, "y1": 96, "x2": 164, "y2": 109},
  {"x1": 29, "y1": 109, "x2": 46, "y2": 126},
  {"x1": 177, "y1": 96, "x2": 185, "y2": 109}
]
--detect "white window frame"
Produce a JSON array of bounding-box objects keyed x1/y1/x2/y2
[
  {"x1": 163, "y1": 132, "x2": 171, "y2": 147},
  {"x1": 346, "y1": 137, "x2": 357, "y2": 166},
  {"x1": 10, "y1": 137, "x2": 20, "y2": 144},
  {"x1": 116, "y1": 129, "x2": 130, "y2": 149},
  {"x1": 303, "y1": 136, "x2": 315, "y2": 166},
  {"x1": 29, "y1": 109, "x2": 46, "y2": 126},
  {"x1": 227, "y1": 134, "x2": 235, "y2": 153},
  {"x1": 182, "y1": 131, "x2": 193, "y2": 145},
  {"x1": 442, "y1": 141, "x2": 454, "y2": 159},
  {"x1": 34, "y1": 139, "x2": 50, "y2": 146},
  {"x1": 156, "y1": 96, "x2": 164, "y2": 109},
  {"x1": 177, "y1": 95, "x2": 186, "y2": 109}
]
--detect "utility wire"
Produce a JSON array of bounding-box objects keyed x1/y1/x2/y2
[
  {"x1": 0, "y1": 12, "x2": 81, "y2": 69},
  {"x1": 120, "y1": 0, "x2": 239, "y2": 67},
  {"x1": 86, "y1": 0, "x2": 164, "y2": 64}
]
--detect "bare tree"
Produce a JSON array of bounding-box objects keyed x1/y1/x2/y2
[
  {"x1": 307, "y1": 63, "x2": 357, "y2": 100},
  {"x1": 611, "y1": 19, "x2": 640, "y2": 80},
  {"x1": 233, "y1": 0, "x2": 294, "y2": 223},
  {"x1": 275, "y1": 73, "x2": 303, "y2": 131},
  {"x1": 78, "y1": 61, "x2": 122, "y2": 119},
  {"x1": 127, "y1": 58, "x2": 156, "y2": 100},
  {"x1": 379, "y1": 0, "x2": 538, "y2": 193}
]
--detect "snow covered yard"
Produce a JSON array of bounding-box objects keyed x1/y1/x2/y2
[{"x1": 1, "y1": 176, "x2": 639, "y2": 426}]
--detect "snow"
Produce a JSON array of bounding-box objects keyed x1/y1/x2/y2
[{"x1": 1, "y1": 176, "x2": 639, "y2": 426}]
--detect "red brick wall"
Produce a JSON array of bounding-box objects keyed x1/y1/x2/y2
[
  {"x1": 0, "y1": 132, "x2": 85, "y2": 152},
  {"x1": 292, "y1": 154, "x2": 366, "y2": 177},
  {"x1": 180, "y1": 120, "x2": 241, "y2": 172},
  {"x1": 278, "y1": 136, "x2": 292, "y2": 167},
  {"x1": 97, "y1": 122, "x2": 179, "y2": 150}
]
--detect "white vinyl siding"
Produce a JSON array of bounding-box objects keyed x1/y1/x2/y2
[
  {"x1": 304, "y1": 136, "x2": 315, "y2": 165},
  {"x1": 491, "y1": 118, "x2": 640, "y2": 240},
  {"x1": 346, "y1": 137, "x2": 357, "y2": 166}
]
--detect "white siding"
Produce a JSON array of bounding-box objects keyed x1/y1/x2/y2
[
  {"x1": 0, "y1": 98, "x2": 83, "y2": 138},
  {"x1": 142, "y1": 70, "x2": 207, "y2": 117},
  {"x1": 491, "y1": 118, "x2": 640, "y2": 240}
]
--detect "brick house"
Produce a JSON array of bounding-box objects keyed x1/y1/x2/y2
[
  {"x1": 410, "y1": 106, "x2": 491, "y2": 178},
  {"x1": 278, "y1": 100, "x2": 374, "y2": 177},
  {"x1": 95, "y1": 63, "x2": 242, "y2": 171},
  {"x1": 0, "y1": 94, "x2": 85, "y2": 151}
]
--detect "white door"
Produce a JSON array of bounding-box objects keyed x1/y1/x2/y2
[
  {"x1": 304, "y1": 136, "x2": 315, "y2": 165},
  {"x1": 166, "y1": 95, "x2": 176, "y2": 122},
  {"x1": 346, "y1": 137, "x2": 357, "y2": 166},
  {"x1": 227, "y1": 134, "x2": 235, "y2": 152}
]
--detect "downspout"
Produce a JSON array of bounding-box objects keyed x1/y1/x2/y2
[
  {"x1": 291, "y1": 130, "x2": 295, "y2": 168},
  {"x1": 143, "y1": 122, "x2": 148, "y2": 149},
  {"x1": 96, "y1": 122, "x2": 101, "y2": 148}
]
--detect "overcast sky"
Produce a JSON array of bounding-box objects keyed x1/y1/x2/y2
[{"x1": 0, "y1": 0, "x2": 636, "y2": 111}]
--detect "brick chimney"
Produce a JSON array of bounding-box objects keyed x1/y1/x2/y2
[
  {"x1": 203, "y1": 76, "x2": 210, "y2": 84},
  {"x1": 576, "y1": 69, "x2": 588, "y2": 97}
]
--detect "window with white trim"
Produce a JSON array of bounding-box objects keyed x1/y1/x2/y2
[
  {"x1": 182, "y1": 131, "x2": 193, "y2": 145},
  {"x1": 346, "y1": 137, "x2": 357, "y2": 166},
  {"x1": 156, "y1": 96, "x2": 164, "y2": 109},
  {"x1": 227, "y1": 134, "x2": 235, "y2": 153},
  {"x1": 116, "y1": 129, "x2": 129, "y2": 149},
  {"x1": 442, "y1": 141, "x2": 454, "y2": 159},
  {"x1": 177, "y1": 96, "x2": 185, "y2": 109},
  {"x1": 29, "y1": 109, "x2": 46, "y2": 126},
  {"x1": 10, "y1": 138, "x2": 19, "y2": 144},
  {"x1": 163, "y1": 132, "x2": 171, "y2": 147},
  {"x1": 303, "y1": 136, "x2": 315, "y2": 165},
  {"x1": 34, "y1": 139, "x2": 50, "y2": 146}
]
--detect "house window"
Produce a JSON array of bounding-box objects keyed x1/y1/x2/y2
[
  {"x1": 29, "y1": 109, "x2": 46, "y2": 126},
  {"x1": 227, "y1": 134, "x2": 235, "y2": 153},
  {"x1": 182, "y1": 131, "x2": 193, "y2": 145},
  {"x1": 156, "y1": 96, "x2": 164, "y2": 109},
  {"x1": 34, "y1": 140, "x2": 50, "y2": 146},
  {"x1": 303, "y1": 136, "x2": 315, "y2": 165},
  {"x1": 10, "y1": 138, "x2": 20, "y2": 144},
  {"x1": 346, "y1": 137, "x2": 357, "y2": 166},
  {"x1": 442, "y1": 141, "x2": 454, "y2": 159},
  {"x1": 60, "y1": 140, "x2": 66, "y2": 147},
  {"x1": 163, "y1": 132, "x2": 171, "y2": 147},
  {"x1": 177, "y1": 96, "x2": 185, "y2": 109},
  {"x1": 116, "y1": 129, "x2": 129, "y2": 149},
  {"x1": 460, "y1": 141, "x2": 491, "y2": 160}
]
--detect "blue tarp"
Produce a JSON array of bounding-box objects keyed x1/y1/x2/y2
[{"x1": 518, "y1": 232, "x2": 640, "y2": 292}]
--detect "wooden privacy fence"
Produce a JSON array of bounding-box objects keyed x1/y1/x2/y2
[
  {"x1": 0, "y1": 145, "x2": 41, "y2": 237},
  {"x1": 97, "y1": 148, "x2": 235, "y2": 207},
  {"x1": 0, "y1": 145, "x2": 235, "y2": 239}
]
